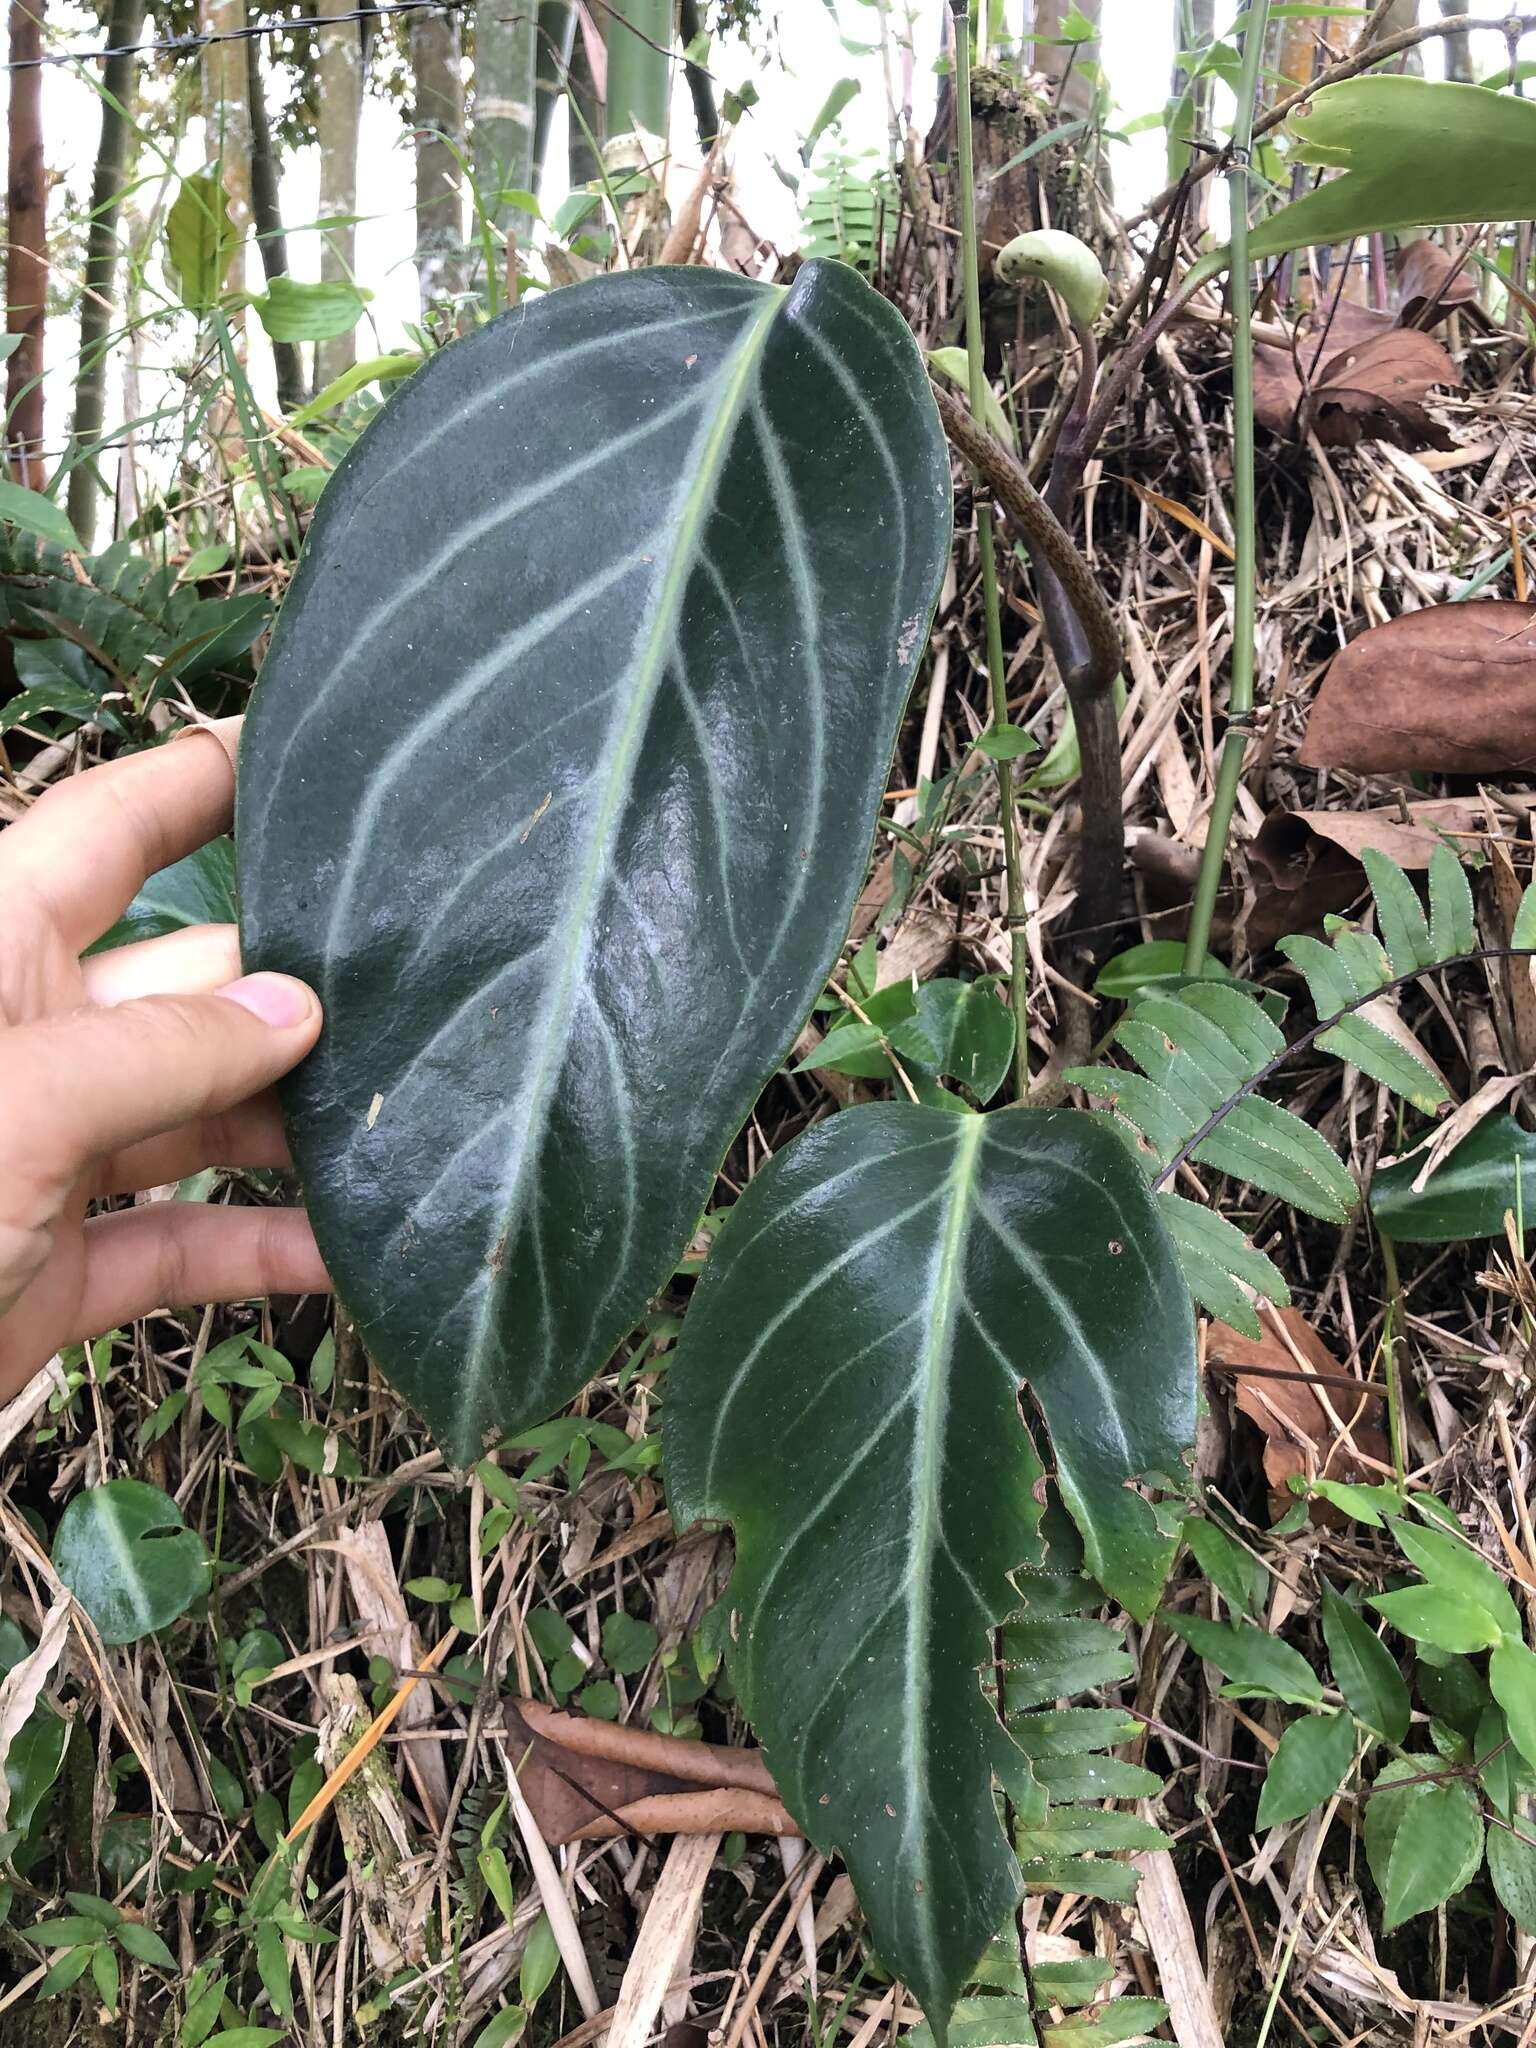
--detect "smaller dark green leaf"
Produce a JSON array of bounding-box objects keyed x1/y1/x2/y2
[
  {"x1": 0, "y1": 680, "x2": 101, "y2": 737},
  {"x1": 1371, "y1": 1116, "x2": 1536, "y2": 1244},
  {"x1": 599, "y1": 1612, "x2": 657, "y2": 1676},
  {"x1": 1181, "y1": 1514, "x2": 1265, "y2": 1619},
  {"x1": 1364, "y1": 1760, "x2": 1483, "y2": 1932},
  {"x1": 28, "y1": 1916, "x2": 104, "y2": 1947},
  {"x1": 1033, "y1": 1754, "x2": 1160, "y2": 1801},
  {"x1": 52, "y1": 1479, "x2": 211, "y2": 1645},
  {"x1": 88, "y1": 837, "x2": 236, "y2": 954},
  {"x1": 1418, "y1": 1652, "x2": 1490, "y2": 1737},
  {"x1": 1162, "y1": 1612, "x2": 1322, "y2": 1705},
  {"x1": 1370, "y1": 1584, "x2": 1503, "y2": 1655},
  {"x1": 1042, "y1": 2000, "x2": 1168, "y2": 2048},
  {"x1": 5, "y1": 1704, "x2": 66, "y2": 1839},
  {"x1": 1010, "y1": 1708, "x2": 1138, "y2": 1759},
  {"x1": 1488, "y1": 1816, "x2": 1536, "y2": 1935},
  {"x1": 1256, "y1": 1710, "x2": 1356, "y2": 1830},
  {"x1": 900, "y1": 979, "x2": 1015, "y2": 1103},
  {"x1": 38, "y1": 1944, "x2": 94, "y2": 1997},
  {"x1": 1492, "y1": 1638, "x2": 1536, "y2": 1771},
  {"x1": 1321, "y1": 1586, "x2": 1409, "y2": 1744},
  {"x1": 90, "y1": 1942, "x2": 119, "y2": 2015},
  {"x1": 1308, "y1": 1479, "x2": 1402, "y2": 1528}
]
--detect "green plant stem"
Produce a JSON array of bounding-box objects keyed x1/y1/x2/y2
[
  {"x1": 1182, "y1": 0, "x2": 1269, "y2": 976},
  {"x1": 950, "y1": 0, "x2": 1028, "y2": 1096},
  {"x1": 1378, "y1": 1230, "x2": 1408, "y2": 1492}
]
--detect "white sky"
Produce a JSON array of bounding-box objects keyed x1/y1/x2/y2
[{"x1": 11, "y1": 1, "x2": 1523, "y2": 467}]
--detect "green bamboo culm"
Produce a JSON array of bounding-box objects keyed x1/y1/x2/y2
[
  {"x1": 949, "y1": 0, "x2": 1031, "y2": 1096},
  {"x1": 1182, "y1": 0, "x2": 1271, "y2": 974}
]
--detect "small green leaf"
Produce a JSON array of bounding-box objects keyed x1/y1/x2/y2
[
  {"x1": 38, "y1": 1943, "x2": 95, "y2": 1997},
  {"x1": 28, "y1": 1915, "x2": 108, "y2": 1947},
  {"x1": 1369, "y1": 1584, "x2": 1503, "y2": 1655},
  {"x1": 91, "y1": 1940, "x2": 120, "y2": 2015},
  {"x1": 577, "y1": 1678, "x2": 620, "y2": 1718},
  {"x1": 1162, "y1": 1612, "x2": 1323, "y2": 1705},
  {"x1": 1321, "y1": 1586, "x2": 1409, "y2": 1744},
  {"x1": 1256, "y1": 1710, "x2": 1356, "y2": 1830},
  {"x1": 1180, "y1": 1515, "x2": 1265, "y2": 1619},
  {"x1": 203, "y1": 2031, "x2": 290, "y2": 2048},
  {"x1": 470, "y1": 2008, "x2": 529, "y2": 2048},
  {"x1": 519, "y1": 1911, "x2": 561, "y2": 2006},
  {"x1": 166, "y1": 171, "x2": 240, "y2": 312},
  {"x1": 600, "y1": 1612, "x2": 657, "y2": 1676},
  {"x1": 1428, "y1": 843, "x2": 1476, "y2": 961},
  {"x1": 1513, "y1": 881, "x2": 1536, "y2": 951},
  {"x1": 0, "y1": 479, "x2": 80, "y2": 551},
  {"x1": 52, "y1": 1479, "x2": 211, "y2": 1645},
  {"x1": 1093, "y1": 941, "x2": 1236, "y2": 1003},
  {"x1": 286, "y1": 352, "x2": 422, "y2": 428},
  {"x1": 974, "y1": 723, "x2": 1040, "y2": 762},
  {"x1": 181, "y1": 1971, "x2": 229, "y2": 2048},
  {"x1": 1389, "y1": 1517, "x2": 1523, "y2": 1641},
  {"x1": 802, "y1": 77, "x2": 860, "y2": 160},
  {"x1": 1308, "y1": 1479, "x2": 1402, "y2": 1528},
  {"x1": 478, "y1": 1844, "x2": 517, "y2": 1924},
  {"x1": 115, "y1": 1919, "x2": 176, "y2": 1967},
  {"x1": 88, "y1": 837, "x2": 237, "y2": 954},
  {"x1": 1364, "y1": 1760, "x2": 1484, "y2": 1931},
  {"x1": 404, "y1": 1576, "x2": 458, "y2": 1604},
  {"x1": 253, "y1": 277, "x2": 370, "y2": 343},
  {"x1": 1491, "y1": 1637, "x2": 1536, "y2": 1770},
  {"x1": 1488, "y1": 1814, "x2": 1536, "y2": 1935}
]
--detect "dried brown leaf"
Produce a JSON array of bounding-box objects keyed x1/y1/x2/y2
[
  {"x1": 1394, "y1": 237, "x2": 1480, "y2": 327},
  {"x1": 1208, "y1": 1310, "x2": 1389, "y2": 1518},
  {"x1": 1299, "y1": 601, "x2": 1536, "y2": 773}
]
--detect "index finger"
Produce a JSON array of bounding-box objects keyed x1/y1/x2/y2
[{"x1": 0, "y1": 718, "x2": 241, "y2": 953}]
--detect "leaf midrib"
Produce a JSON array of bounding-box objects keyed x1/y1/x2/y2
[
  {"x1": 459, "y1": 285, "x2": 789, "y2": 1439},
  {"x1": 902, "y1": 1114, "x2": 983, "y2": 1983}
]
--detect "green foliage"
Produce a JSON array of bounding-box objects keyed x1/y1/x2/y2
[
  {"x1": 1370, "y1": 1114, "x2": 1536, "y2": 1243},
  {"x1": 0, "y1": 529, "x2": 270, "y2": 736},
  {"x1": 238, "y1": 262, "x2": 951, "y2": 1467},
  {"x1": 51, "y1": 1479, "x2": 211, "y2": 1645},
  {"x1": 1072, "y1": 849, "x2": 1516, "y2": 1335},
  {"x1": 801, "y1": 149, "x2": 892, "y2": 274},
  {"x1": 165, "y1": 171, "x2": 240, "y2": 313},
  {"x1": 1180, "y1": 1496, "x2": 1536, "y2": 1940},
  {"x1": 666, "y1": 1106, "x2": 1194, "y2": 2023},
  {"x1": 1248, "y1": 75, "x2": 1536, "y2": 264}
]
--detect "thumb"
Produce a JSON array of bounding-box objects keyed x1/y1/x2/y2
[{"x1": 10, "y1": 974, "x2": 322, "y2": 1194}]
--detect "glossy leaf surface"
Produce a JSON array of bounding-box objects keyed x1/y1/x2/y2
[
  {"x1": 1371, "y1": 1114, "x2": 1536, "y2": 1244},
  {"x1": 239, "y1": 263, "x2": 950, "y2": 1462},
  {"x1": 52, "y1": 1480, "x2": 211, "y2": 1645},
  {"x1": 665, "y1": 1105, "x2": 1195, "y2": 2024}
]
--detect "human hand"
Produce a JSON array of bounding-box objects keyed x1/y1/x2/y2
[{"x1": 0, "y1": 718, "x2": 330, "y2": 1401}]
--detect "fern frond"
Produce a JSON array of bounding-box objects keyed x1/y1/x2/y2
[{"x1": 1073, "y1": 846, "x2": 1494, "y2": 1329}]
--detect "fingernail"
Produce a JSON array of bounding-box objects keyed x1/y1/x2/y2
[{"x1": 217, "y1": 973, "x2": 316, "y2": 1028}]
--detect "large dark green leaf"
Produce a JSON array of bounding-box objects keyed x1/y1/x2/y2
[
  {"x1": 238, "y1": 263, "x2": 950, "y2": 1462},
  {"x1": 1370, "y1": 1115, "x2": 1536, "y2": 1244},
  {"x1": 664, "y1": 1105, "x2": 1195, "y2": 2026}
]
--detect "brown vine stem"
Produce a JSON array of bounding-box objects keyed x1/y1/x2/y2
[{"x1": 932, "y1": 386, "x2": 1125, "y2": 954}]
